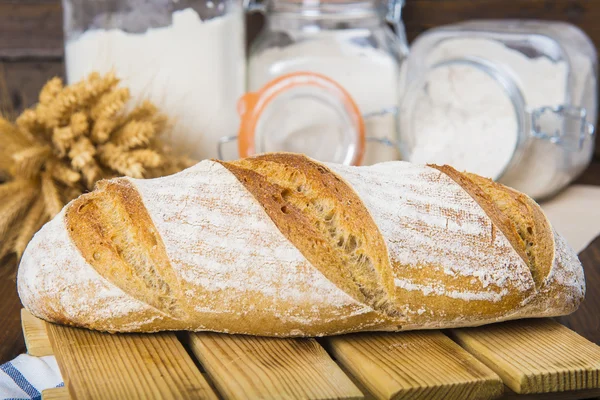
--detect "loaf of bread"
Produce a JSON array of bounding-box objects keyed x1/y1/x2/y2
[{"x1": 17, "y1": 153, "x2": 585, "y2": 336}]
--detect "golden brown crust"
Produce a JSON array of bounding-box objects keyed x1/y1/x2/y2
[
  {"x1": 66, "y1": 178, "x2": 186, "y2": 321},
  {"x1": 220, "y1": 153, "x2": 398, "y2": 319},
  {"x1": 431, "y1": 165, "x2": 554, "y2": 288},
  {"x1": 463, "y1": 173, "x2": 554, "y2": 288},
  {"x1": 430, "y1": 165, "x2": 529, "y2": 266},
  {"x1": 393, "y1": 260, "x2": 533, "y2": 329},
  {"x1": 19, "y1": 154, "x2": 583, "y2": 336},
  {"x1": 425, "y1": 165, "x2": 576, "y2": 327},
  {"x1": 432, "y1": 165, "x2": 554, "y2": 288}
]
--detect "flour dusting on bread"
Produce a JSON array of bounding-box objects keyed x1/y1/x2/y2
[
  {"x1": 130, "y1": 160, "x2": 390, "y2": 335},
  {"x1": 18, "y1": 209, "x2": 162, "y2": 331},
  {"x1": 17, "y1": 154, "x2": 584, "y2": 336}
]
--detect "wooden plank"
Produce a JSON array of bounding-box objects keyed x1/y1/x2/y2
[
  {"x1": 46, "y1": 322, "x2": 218, "y2": 400},
  {"x1": 451, "y1": 319, "x2": 600, "y2": 395},
  {"x1": 502, "y1": 386, "x2": 600, "y2": 399},
  {"x1": 332, "y1": 360, "x2": 376, "y2": 400},
  {"x1": 21, "y1": 309, "x2": 53, "y2": 356},
  {"x1": 327, "y1": 331, "x2": 504, "y2": 400},
  {"x1": 0, "y1": 61, "x2": 65, "y2": 114},
  {"x1": 403, "y1": 0, "x2": 600, "y2": 48},
  {"x1": 188, "y1": 332, "x2": 364, "y2": 400},
  {"x1": 42, "y1": 387, "x2": 70, "y2": 400},
  {"x1": 0, "y1": 0, "x2": 63, "y2": 60},
  {"x1": 0, "y1": 269, "x2": 27, "y2": 363}
]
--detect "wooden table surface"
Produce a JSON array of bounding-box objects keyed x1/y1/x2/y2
[{"x1": 1, "y1": 161, "x2": 599, "y2": 364}]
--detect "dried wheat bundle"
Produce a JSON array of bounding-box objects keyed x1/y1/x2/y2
[{"x1": 0, "y1": 72, "x2": 196, "y2": 261}]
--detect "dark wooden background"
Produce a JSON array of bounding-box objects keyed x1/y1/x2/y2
[{"x1": 1, "y1": 0, "x2": 600, "y2": 364}]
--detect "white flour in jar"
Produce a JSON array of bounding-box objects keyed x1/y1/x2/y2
[
  {"x1": 402, "y1": 37, "x2": 573, "y2": 196},
  {"x1": 249, "y1": 37, "x2": 401, "y2": 165},
  {"x1": 404, "y1": 62, "x2": 519, "y2": 179},
  {"x1": 65, "y1": 8, "x2": 245, "y2": 160}
]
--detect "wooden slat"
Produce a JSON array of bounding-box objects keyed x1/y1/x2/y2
[
  {"x1": 333, "y1": 360, "x2": 376, "y2": 400},
  {"x1": 0, "y1": 270, "x2": 26, "y2": 362},
  {"x1": 21, "y1": 309, "x2": 53, "y2": 356},
  {"x1": 0, "y1": 1, "x2": 63, "y2": 60},
  {"x1": 327, "y1": 331, "x2": 504, "y2": 400},
  {"x1": 503, "y1": 386, "x2": 600, "y2": 399},
  {"x1": 451, "y1": 319, "x2": 600, "y2": 395},
  {"x1": 403, "y1": 0, "x2": 600, "y2": 43},
  {"x1": 188, "y1": 332, "x2": 364, "y2": 400},
  {"x1": 0, "y1": 61, "x2": 65, "y2": 114},
  {"x1": 46, "y1": 322, "x2": 218, "y2": 400},
  {"x1": 41, "y1": 387, "x2": 70, "y2": 400}
]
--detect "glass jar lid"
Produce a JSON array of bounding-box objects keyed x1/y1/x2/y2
[{"x1": 237, "y1": 72, "x2": 365, "y2": 165}]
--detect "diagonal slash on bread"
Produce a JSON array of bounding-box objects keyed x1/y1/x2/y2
[{"x1": 219, "y1": 154, "x2": 398, "y2": 319}]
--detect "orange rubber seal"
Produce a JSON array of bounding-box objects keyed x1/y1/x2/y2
[{"x1": 238, "y1": 72, "x2": 366, "y2": 166}]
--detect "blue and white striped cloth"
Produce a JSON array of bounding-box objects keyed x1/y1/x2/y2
[{"x1": 0, "y1": 355, "x2": 63, "y2": 400}]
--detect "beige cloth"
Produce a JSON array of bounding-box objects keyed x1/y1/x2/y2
[{"x1": 541, "y1": 185, "x2": 600, "y2": 254}]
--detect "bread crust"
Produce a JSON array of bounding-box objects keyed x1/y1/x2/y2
[
  {"x1": 67, "y1": 179, "x2": 186, "y2": 320},
  {"x1": 326, "y1": 161, "x2": 538, "y2": 330},
  {"x1": 17, "y1": 154, "x2": 585, "y2": 335},
  {"x1": 434, "y1": 166, "x2": 584, "y2": 319},
  {"x1": 220, "y1": 154, "x2": 398, "y2": 319}
]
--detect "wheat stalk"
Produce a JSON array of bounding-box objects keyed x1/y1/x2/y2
[
  {"x1": 0, "y1": 228, "x2": 19, "y2": 262},
  {"x1": 113, "y1": 120, "x2": 155, "y2": 149},
  {"x1": 0, "y1": 179, "x2": 35, "y2": 201},
  {"x1": 39, "y1": 77, "x2": 64, "y2": 105},
  {"x1": 69, "y1": 137, "x2": 96, "y2": 170},
  {"x1": 12, "y1": 145, "x2": 51, "y2": 179},
  {"x1": 41, "y1": 171, "x2": 63, "y2": 219},
  {"x1": 0, "y1": 182, "x2": 37, "y2": 239},
  {"x1": 47, "y1": 158, "x2": 81, "y2": 187},
  {"x1": 0, "y1": 71, "x2": 196, "y2": 261},
  {"x1": 14, "y1": 197, "x2": 47, "y2": 258}
]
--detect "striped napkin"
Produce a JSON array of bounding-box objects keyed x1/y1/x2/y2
[{"x1": 0, "y1": 355, "x2": 63, "y2": 400}]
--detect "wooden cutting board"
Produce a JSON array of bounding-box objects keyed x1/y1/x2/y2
[{"x1": 21, "y1": 310, "x2": 600, "y2": 400}]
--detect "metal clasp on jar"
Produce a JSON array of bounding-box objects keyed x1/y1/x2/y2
[{"x1": 531, "y1": 105, "x2": 596, "y2": 151}]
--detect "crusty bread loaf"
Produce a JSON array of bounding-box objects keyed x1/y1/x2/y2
[{"x1": 17, "y1": 153, "x2": 585, "y2": 336}]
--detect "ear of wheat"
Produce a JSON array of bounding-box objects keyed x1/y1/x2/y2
[{"x1": 0, "y1": 72, "x2": 196, "y2": 262}]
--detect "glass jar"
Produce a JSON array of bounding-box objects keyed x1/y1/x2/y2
[
  {"x1": 244, "y1": 0, "x2": 408, "y2": 165},
  {"x1": 398, "y1": 20, "x2": 597, "y2": 200},
  {"x1": 62, "y1": 0, "x2": 246, "y2": 160}
]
